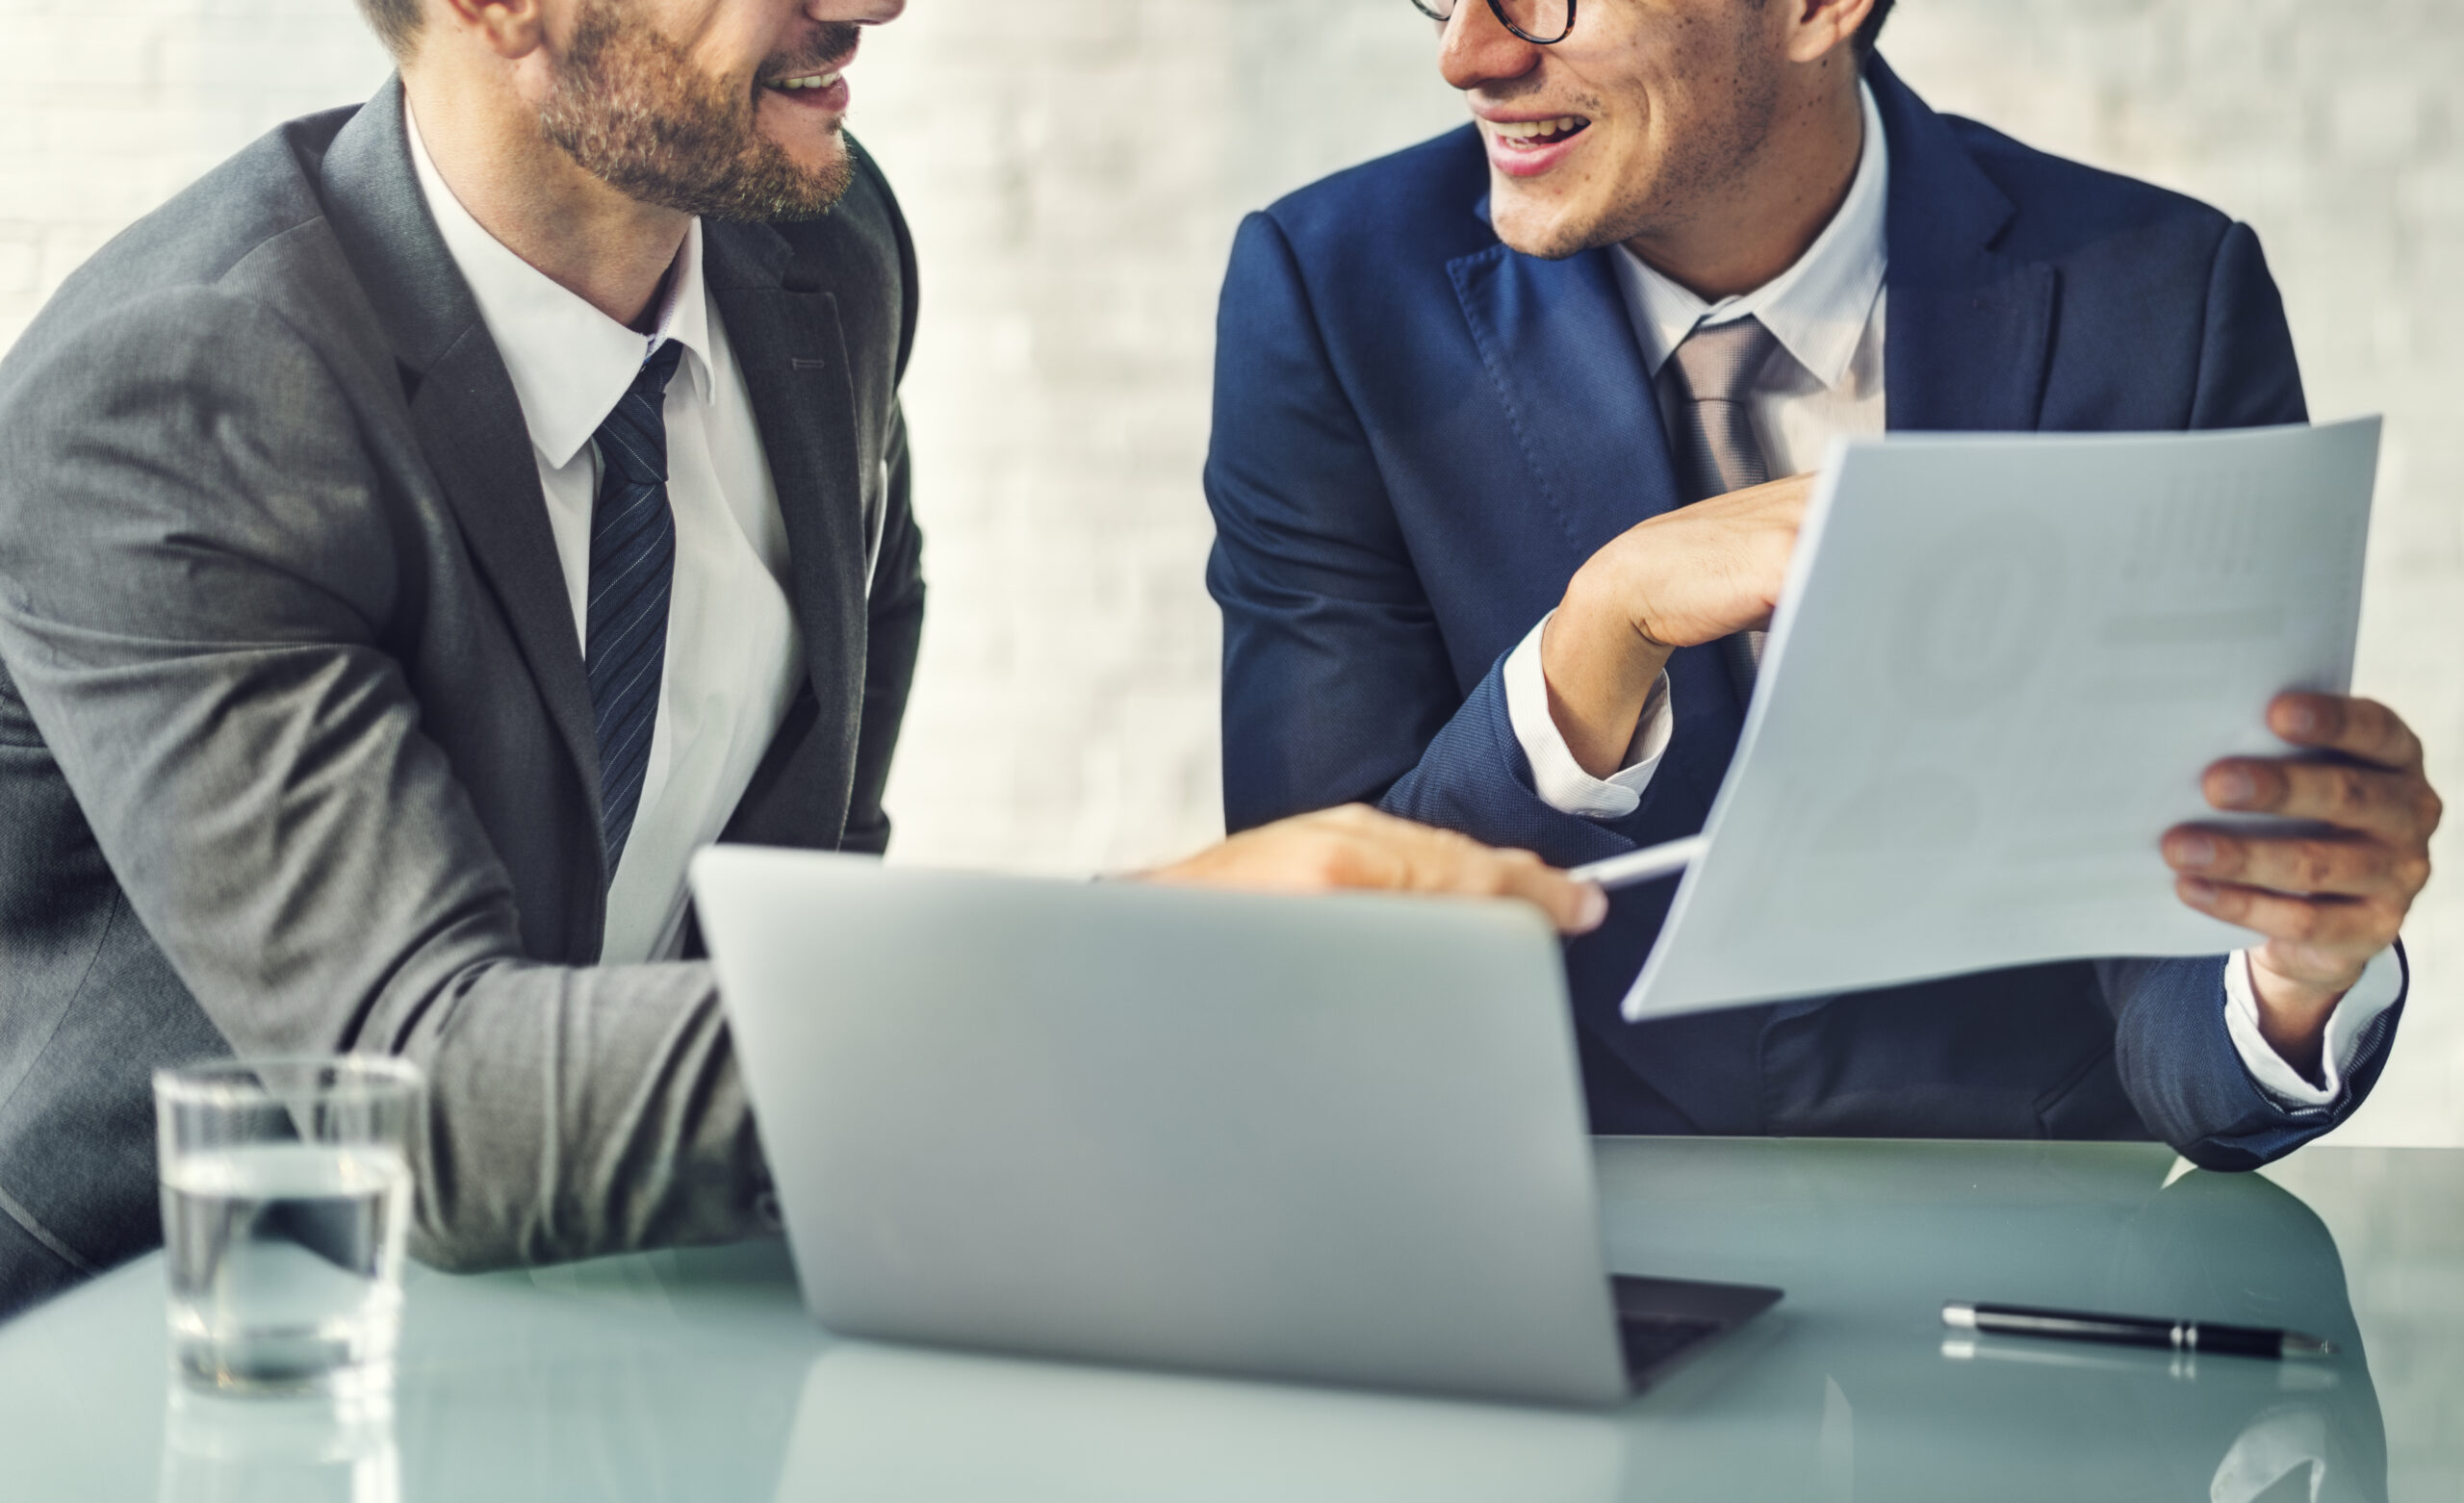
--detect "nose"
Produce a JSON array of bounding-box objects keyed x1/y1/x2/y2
[
  {"x1": 806, "y1": 0, "x2": 904, "y2": 21},
  {"x1": 1438, "y1": 2, "x2": 1544, "y2": 93}
]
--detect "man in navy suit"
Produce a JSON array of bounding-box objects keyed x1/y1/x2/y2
[{"x1": 1204, "y1": 0, "x2": 2442, "y2": 1165}]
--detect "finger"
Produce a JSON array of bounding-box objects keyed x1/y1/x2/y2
[
  {"x1": 1295, "y1": 805, "x2": 1427, "y2": 887},
  {"x1": 1293, "y1": 809, "x2": 1608, "y2": 933},
  {"x1": 2175, "y1": 878, "x2": 2402, "y2": 955},
  {"x1": 2269, "y1": 694, "x2": 2425, "y2": 773},
  {"x1": 1318, "y1": 802, "x2": 1408, "y2": 837},
  {"x1": 2162, "y1": 827, "x2": 2411, "y2": 899},
  {"x1": 1485, "y1": 855, "x2": 1609, "y2": 935},
  {"x1": 2202, "y1": 758, "x2": 2437, "y2": 842},
  {"x1": 1381, "y1": 829, "x2": 1605, "y2": 935}
]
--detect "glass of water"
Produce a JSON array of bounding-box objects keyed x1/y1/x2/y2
[{"x1": 154, "y1": 1057, "x2": 423, "y2": 1397}]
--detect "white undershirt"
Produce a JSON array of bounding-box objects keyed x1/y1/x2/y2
[
  {"x1": 1499, "y1": 82, "x2": 2400, "y2": 1107},
  {"x1": 406, "y1": 107, "x2": 803, "y2": 964}
]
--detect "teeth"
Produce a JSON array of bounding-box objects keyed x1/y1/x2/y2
[
  {"x1": 1493, "y1": 115, "x2": 1585, "y2": 141},
  {"x1": 773, "y1": 70, "x2": 841, "y2": 90}
]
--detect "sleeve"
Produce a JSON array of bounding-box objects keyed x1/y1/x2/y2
[
  {"x1": 1203, "y1": 211, "x2": 1656, "y2": 867},
  {"x1": 2190, "y1": 221, "x2": 2309, "y2": 429},
  {"x1": 2221, "y1": 948, "x2": 2404, "y2": 1108},
  {"x1": 0, "y1": 289, "x2": 771, "y2": 1271},
  {"x1": 2100, "y1": 949, "x2": 2405, "y2": 1171}
]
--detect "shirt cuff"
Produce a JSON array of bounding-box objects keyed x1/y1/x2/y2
[
  {"x1": 2221, "y1": 945, "x2": 2404, "y2": 1110},
  {"x1": 1502, "y1": 609, "x2": 1674, "y2": 820}
]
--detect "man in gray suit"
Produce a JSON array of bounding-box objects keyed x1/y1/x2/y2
[{"x1": 0, "y1": 0, "x2": 1602, "y2": 1318}]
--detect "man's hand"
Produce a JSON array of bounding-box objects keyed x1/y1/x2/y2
[
  {"x1": 1143, "y1": 804, "x2": 1608, "y2": 935},
  {"x1": 1542, "y1": 473, "x2": 1812, "y2": 777},
  {"x1": 2163, "y1": 693, "x2": 2441, "y2": 1079}
]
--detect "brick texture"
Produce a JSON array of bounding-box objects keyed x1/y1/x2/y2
[{"x1": 0, "y1": 0, "x2": 2454, "y2": 1148}]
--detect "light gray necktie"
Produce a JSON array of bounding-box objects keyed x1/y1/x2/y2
[{"x1": 1662, "y1": 316, "x2": 1780, "y2": 699}]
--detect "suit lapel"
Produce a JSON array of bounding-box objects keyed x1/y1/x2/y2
[
  {"x1": 318, "y1": 79, "x2": 609, "y2": 910},
  {"x1": 1448, "y1": 242, "x2": 1686, "y2": 563},
  {"x1": 1448, "y1": 237, "x2": 1753, "y2": 741},
  {"x1": 706, "y1": 223, "x2": 870, "y2": 842},
  {"x1": 402, "y1": 333, "x2": 602, "y2": 835},
  {"x1": 1870, "y1": 58, "x2": 2056, "y2": 433}
]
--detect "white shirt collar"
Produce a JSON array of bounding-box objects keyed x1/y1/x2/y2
[
  {"x1": 1612, "y1": 79, "x2": 1888, "y2": 391},
  {"x1": 403, "y1": 101, "x2": 714, "y2": 471}
]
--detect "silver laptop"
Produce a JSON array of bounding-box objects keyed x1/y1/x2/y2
[{"x1": 691, "y1": 848, "x2": 1779, "y2": 1408}]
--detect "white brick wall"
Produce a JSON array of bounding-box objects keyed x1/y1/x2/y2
[
  {"x1": 1, "y1": 0, "x2": 2455, "y2": 1145},
  {"x1": 841, "y1": 1, "x2": 1470, "y2": 879},
  {"x1": 0, "y1": 0, "x2": 392, "y2": 350}
]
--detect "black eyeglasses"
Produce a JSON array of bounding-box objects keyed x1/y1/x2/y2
[{"x1": 1409, "y1": 0, "x2": 1577, "y2": 47}]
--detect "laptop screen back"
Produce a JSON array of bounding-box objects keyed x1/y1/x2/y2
[{"x1": 693, "y1": 849, "x2": 1629, "y2": 1407}]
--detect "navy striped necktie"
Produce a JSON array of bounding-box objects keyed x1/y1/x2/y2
[{"x1": 585, "y1": 338, "x2": 686, "y2": 875}]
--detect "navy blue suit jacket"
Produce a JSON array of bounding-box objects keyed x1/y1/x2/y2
[{"x1": 1204, "y1": 59, "x2": 2402, "y2": 1168}]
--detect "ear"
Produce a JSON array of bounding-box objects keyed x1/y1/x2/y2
[
  {"x1": 1784, "y1": 0, "x2": 1880, "y2": 64},
  {"x1": 431, "y1": 0, "x2": 553, "y2": 60}
]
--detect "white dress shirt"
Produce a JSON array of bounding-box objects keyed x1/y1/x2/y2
[
  {"x1": 1500, "y1": 82, "x2": 2400, "y2": 1107},
  {"x1": 407, "y1": 109, "x2": 804, "y2": 964}
]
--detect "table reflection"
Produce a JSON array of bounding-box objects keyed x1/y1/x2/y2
[
  {"x1": 778, "y1": 1341, "x2": 1626, "y2": 1502},
  {"x1": 158, "y1": 1388, "x2": 399, "y2": 1503},
  {"x1": 1611, "y1": 1149, "x2": 2387, "y2": 1502},
  {"x1": 1912, "y1": 1163, "x2": 2383, "y2": 1503},
  {"x1": 88, "y1": 1143, "x2": 2400, "y2": 1503},
  {"x1": 765, "y1": 1155, "x2": 2385, "y2": 1503}
]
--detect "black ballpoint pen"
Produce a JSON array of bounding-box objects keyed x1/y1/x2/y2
[{"x1": 1942, "y1": 1301, "x2": 2336, "y2": 1360}]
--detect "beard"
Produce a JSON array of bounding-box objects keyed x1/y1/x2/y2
[{"x1": 538, "y1": 4, "x2": 858, "y2": 222}]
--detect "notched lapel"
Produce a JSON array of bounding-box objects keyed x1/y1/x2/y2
[
  {"x1": 407, "y1": 332, "x2": 605, "y2": 866},
  {"x1": 1448, "y1": 244, "x2": 1683, "y2": 565},
  {"x1": 322, "y1": 77, "x2": 607, "y2": 911},
  {"x1": 1870, "y1": 58, "x2": 2057, "y2": 434},
  {"x1": 708, "y1": 227, "x2": 871, "y2": 844}
]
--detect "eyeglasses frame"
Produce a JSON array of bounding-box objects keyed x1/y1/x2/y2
[{"x1": 1408, "y1": 0, "x2": 1578, "y2": 47}]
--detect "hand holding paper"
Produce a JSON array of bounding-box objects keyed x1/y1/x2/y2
[
  {"x1": 1621, "y1": 420, "x2": 2412, "y2": 1025},
  {"x1": 2164, "y1": 690, "x2": 2439, "y2": 1074}
]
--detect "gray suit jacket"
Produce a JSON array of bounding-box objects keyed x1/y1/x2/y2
[{"x1": 0, "y1": 81, "x2": 924, "y2": 1318}]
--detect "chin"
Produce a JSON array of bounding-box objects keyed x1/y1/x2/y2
[
  {"x1": 803, "y1": 131, "x2": 850, "y2": 173},
  {"x1": 1488, "y1": 187, "x2": 1607, "y2": 263},
  {"x1": 774, "y1": 108, "x2": 845, "y2": 147}
]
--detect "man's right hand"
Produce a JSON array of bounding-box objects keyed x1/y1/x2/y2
[{"x1": 1540, "y1": 472, "x2": 1812, "y2": 777}]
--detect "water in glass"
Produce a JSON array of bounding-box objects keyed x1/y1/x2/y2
[{"x1": 163, "y1": 1142, "x2": 412, "y2": 1394}]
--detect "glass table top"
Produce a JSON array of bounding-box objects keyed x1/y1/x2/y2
[{"x1": 1, "y1": 1137, "x2": 2455, "y2": 1502}]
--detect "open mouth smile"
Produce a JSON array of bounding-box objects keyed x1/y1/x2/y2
[
  {"x1": 765, "y1": 68, "x2": 842, "y2": 93},
  {"x1": 1492, "y1": 115, "x2": 1590, "y2": 148},
  {"x1": 760, "y1": 41, "x2": 857, "y2": 114},
  {"x1": 1481, "y1": 113, "x2": 1593, "y2": 178}
]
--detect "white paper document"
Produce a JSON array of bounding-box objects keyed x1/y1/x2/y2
[{"x1": 1622, "y1": 420, "x2": 2380, "y2": 1022}]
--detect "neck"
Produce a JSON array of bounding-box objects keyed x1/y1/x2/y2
[
  {"x1": 401, "y1": 68, "x2": 688, "y2": 331},
  {"x1": 1624, "y1": 69, "x2": 1865, "y2": 303}
]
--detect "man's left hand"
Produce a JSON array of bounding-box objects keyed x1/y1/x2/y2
[
  {"x1": 2164, "y1": 693, "x2": 2441, "y2": 1077},
  {"x1": 1143, "y1": 804, "x2": 1608, "y2": 935}
]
